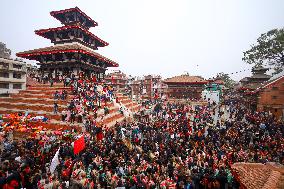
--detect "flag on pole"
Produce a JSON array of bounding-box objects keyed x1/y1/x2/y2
[
  {"x1": 50, "y1": 147, "x2": 60, "y2": 174},
  {"x1": 74, "y1": 135, "x2": 85, "y2": 155}
]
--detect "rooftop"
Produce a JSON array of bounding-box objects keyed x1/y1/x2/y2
[
  {"x1": 16, "y1": 42, "x2": 118, "y2": 67},
  {"x1": 164, "y1": 74, "x2": 207, "y2": 84},
  {"x1": 35, "y1": 25, "x2": 109, "y2": 47},
  {"x1": 105, "y1": 70, "x2": 128, "y2": 80},
  {"x1": 232, "y1": 162, "x2": 284, "y2": 189},
  {"x1": 252, "y1": 65, "x2": 270, "y2": 72},
  {"x1": 50, "y1": 7, "x2": 98, "y2": 28},
  {"x1": 267, "y1": 70, "x2": 284, "y2": 82},
  {"x1": 258, "y1": 70, "x2": 284, "y2": 90},
  {"x1": 0, "y1": 57, "x2": 26, "y2": 65},
  {"x1": 239, "y1": 77, "x2": 249, "y2": 82},
  {"x1": 250, "y1": 73, "x2": 271, "y2": 79},
  {"x1": 212, "y1": 79, "x2": 224, "y2": 85}
]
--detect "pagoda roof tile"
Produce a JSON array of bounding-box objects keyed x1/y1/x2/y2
[
  {"x1": 252, "y1": 65, "x2": 269, "y2": 71},
  {"x1": 250, "y1": 73, "x2": 271, "y2": 79},
  {"x1": 164, "y1": 74, "x2": 208, "y2": 84},
  {"x1": 35, "y1": 25, "x2": 108, "y2": 47},
  {"x1": 256, "y1": 70, "x2": 284, "y2": 91},
  {"x1": 232, "y1": 162, "x2": 284, "y2": 189},
  {"x1": 16, "y1": 43, "x2": 118, "y2": 67},
  {"x1": 50, "y1": 7, "x2": 98, "y2": 28},
  {"x1": 214, "y1": 80, "x2": 224, "y2": 84},
  {"x1": 239, "y1": 77, "x2": 249, "y2": 82}
]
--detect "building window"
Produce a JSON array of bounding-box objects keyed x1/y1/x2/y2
[
  {"x1": 13, "y1": 84, "x2": 22, "y2": 89},
  {"x1": 13, "y1": 73, "x2": 21, "y2": 79},
  {"x1": 272, "y1": 96, "x2": 277, "y2": 99},
  {"x1": 0, "y1": 83, "x2": 9, "y2": 89},
  {"x1": 272, "y1": 86, "x2": 278, "y2": 90},
  {"x1": 0, "y1": 72, "x2": 9, "y2": 78},
  {"x1": 0, "y1": 62, "x2": 9, "y2": 69},
  {"x1": 13, "y1": 64, "x2": 22, "y2": 69}
]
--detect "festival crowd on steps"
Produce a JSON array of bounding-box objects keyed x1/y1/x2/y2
[{"x1": 0, "y1": 75, "x2": 283, "y2": 189}]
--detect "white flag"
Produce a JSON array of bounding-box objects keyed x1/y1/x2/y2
[{"x1": 50, "y1": 147, "x2": 60, "y2": 174}]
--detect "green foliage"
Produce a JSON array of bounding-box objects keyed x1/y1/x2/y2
[
  {"x1": 216, "y1": 72, "x2": 236, "y2": 89},
  {"x1": 243, "y1": 28, "x2": 284, "y2": 74}
]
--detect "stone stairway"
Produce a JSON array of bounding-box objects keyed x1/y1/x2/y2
[
  {"x1": 101, "y1": 93, "x2": 140, "y2": 127},
  {"x1": 0, "y1": 84, "x2": 73, "y2": 130},
  {"x1": 0, "y1": 83, "x2": 140, "y2": 131}
]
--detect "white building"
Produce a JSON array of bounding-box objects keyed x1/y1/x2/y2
[
  {"x1": 0, "y1": 57, "x2": 27, "y2": 95},
  {"x1": 202, "y1": 90, "x2": 220, "y2": 104}
]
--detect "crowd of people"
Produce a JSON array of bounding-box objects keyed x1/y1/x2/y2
[
  {"x1": 0, "y1": 75, "x2": 283, "y2": 189},
  {"x1": 57, "y1": 76, "x2": 118, "y2": 132}
]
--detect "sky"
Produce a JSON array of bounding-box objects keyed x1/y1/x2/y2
[{"x1": 0, "y1": 0, "x2": 283, "y2": 81}]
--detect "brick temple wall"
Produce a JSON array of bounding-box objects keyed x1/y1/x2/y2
[{"x1": 257, "y1": 77, "x2": 284, "y2": 119}]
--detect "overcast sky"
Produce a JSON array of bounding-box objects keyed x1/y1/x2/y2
[{"x1": 0, "y1": 0, "x2": 283, "y2": 81}]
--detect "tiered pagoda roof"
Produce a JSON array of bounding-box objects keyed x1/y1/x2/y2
[
  {"x1": 50, "y1": 7, "x2": 98, "y2": 28},
  {"x1": 238, "y1": 65, "x2": 271, "y2": 91},
  {"x1": 17, "y1": 43, "x2": 118, "y2": 67},
  {"x1": 35, "y1": 25, "x2": 109, "y2": 48},
  {"x1": 17, "y1": 7, "x2": 118, "y2": 70}
]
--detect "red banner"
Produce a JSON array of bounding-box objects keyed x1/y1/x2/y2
[{"x1": 74, "y1": 136, "x2": 85, "y2": 155}]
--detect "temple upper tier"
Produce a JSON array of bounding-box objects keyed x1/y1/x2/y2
[
  {"x1": 35, "y1": 25, "x2": 109, "y2": 50},
  {"x1": 50, "y1": 7, "x2": 98, "y2": 29}
]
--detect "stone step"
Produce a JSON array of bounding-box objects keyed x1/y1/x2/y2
[
  {"x1": 0, "y1": 101, "x2": 66, "y2": 108},
  {"x1": 27, "y1": 85, "x2": 68, "y2": 90},
  {"x1": 98, "y1": 103, "x2": 140, "y2": 126},
  {"x1": 11, "y1": 93, "x2": 57, "y2": 99},
  {"x1": 0, "y1": 102, "x2": 65, "y2": 113},
  {"x1": 0, "y1": 107, "x2": 61, "y2": 120},
  {"x1": 0, "y1": 97, "x2": 69, "y2": 106},
  {"x1": 101, "y1": 113, "x2": 125, "y2": 126},
  {"x1": 0, "y1": 84, "x2": 141, "y2": 131},
  {"x1": 35, "y1": 121, "x2": 78, "y2": 131},
  {"x1": 47, "y1": 120, "x2": 82, "y2": 131},
  {"x1": 106, "y1": 116, "x2": 126, "y2": 127},
  {"x1": 30, "y1": 83, "x2": 65, "y2": 87},
  {"x1": 20, "y1": 90, "x2": 70, "y2": 95},
  {"x1": 129, "y1": 104, "x2": 141, "y2": 112}
]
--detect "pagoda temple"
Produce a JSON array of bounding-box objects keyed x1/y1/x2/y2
[
  {"x1": 17, "y1": 7, "x2": 118, "y2": 80},
  {"x1": 240, "y1": 65, "x2": 271, "y2": 89},
  {"x1": 238, "y1": 65, "x2": 271, "y2": 111},
  {"x1": 164, "y1": 74, "x2": 208, "y2": 99}
]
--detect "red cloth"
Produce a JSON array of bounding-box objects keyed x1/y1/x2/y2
[
  {"x1": 4, "y1": 180, "x2": 19, "y2": 189},
  {"x1": 92, "y1": 76, "x2": 97, "y2": 83},
  {"x1": 154, "y1": 92, "x2": 159, "y2": 99},
  {"x1": 96, "y1": 132, "x2": 104, "y2": 141},
  {"x1": 111, "y1": 76, "x2": 115, "y2": 84},
  {"x1": 74, "y1": 136, "x2": 85, "y2": 155}
]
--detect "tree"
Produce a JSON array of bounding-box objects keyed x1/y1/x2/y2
[
  {"x1": 0, "y1": 42, "x2": 11, "y2": 58},
  {"x1": 215, "y1": 72, "x2": 236, "y2": 89},
  {"x1": 242, "y1": 28, "x2": 284, "y2": 74}
]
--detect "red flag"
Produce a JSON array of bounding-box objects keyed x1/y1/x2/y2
[
  {"x1": 73, "y1": 136, "x2": 85, "y2": 155},
  {"x1": 154, "y1": 89, "x2": 159, "y2": 99},
  {"x1": 111, "y1": 75, "x2": 115, "y2": 84}
]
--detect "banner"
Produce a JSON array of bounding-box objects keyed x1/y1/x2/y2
[
  {"x1": 74, "y1": 136, "x2": 85, "y2": 155},
  {"x1": 50, "y1": 147, "x2": 60, "y2": 174}
]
